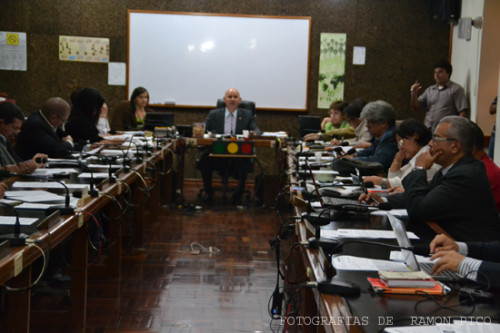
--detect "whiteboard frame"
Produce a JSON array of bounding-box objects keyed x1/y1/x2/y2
[{"x1": 127, "y1": 10, "x2": 311, "y2": 111}]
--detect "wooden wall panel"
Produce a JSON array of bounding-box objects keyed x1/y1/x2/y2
[{"x1": 0, "y1": 0, "x2": 449, "y2": 139}]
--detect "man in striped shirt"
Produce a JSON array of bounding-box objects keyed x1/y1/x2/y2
[{"x1": 430, "y1": 234, "x2": 500, "y2": 288}]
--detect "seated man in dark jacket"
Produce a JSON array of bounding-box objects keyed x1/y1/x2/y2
[
  {"x1": 15, "y1": 97, "x2": 77, "y2": 159},
  {"x1": 350, "y1": 100, "x2": 398, "y2": 173},
  {"x1": 430, "y1": 234, "x2": 500, "y2": 288},
  {"x1": 200, "y1": 88, "x2": 261, "y2": 205},
  {"x1": 0, "y1": 102, "x2": 47, "y2": 173},
  {"x1": 361, "y1": 116, "x2": 500, "y2": 243}
]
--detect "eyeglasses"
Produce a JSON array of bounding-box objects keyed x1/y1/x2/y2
[
  {"x1": 57, "y1": 115, "x2": 69, "y2": 124},
  {"x1": 432, "y1": 135, "x2": 456, "y2": 143},
  {"x1": 366, "y1": 121, "x2": 379, "y2": 127}
]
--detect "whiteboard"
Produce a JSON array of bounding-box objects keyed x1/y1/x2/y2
[{"x1": 128, "y1": 11, "x2": 311, "y2": 110}]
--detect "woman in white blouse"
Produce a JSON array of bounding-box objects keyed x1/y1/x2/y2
[
  {"x1": 96, "y1": 103, "x2": 111, "y2": 136},
  {"x1": 364, "y1": 118, "x2": 441, "y2": 190}
]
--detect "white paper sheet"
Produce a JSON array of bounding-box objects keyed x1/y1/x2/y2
[
  {"x1": 87, "y1": 164, "x2": 123, "y2": 169},
  {"x1": 370, "y1": 209, "x2": 409, "y2": 217},
  {"x1": 321, "y1": 229, "x2": 419, "y2": 240},
  {"x1": 0, "y1": 31, "x2": 27, "y2": 71},
  {"x1": 12, "y1": 181, "x2": 88, "y2": 190},
  {"x1": 31, "y1": 168, "x2": 79, "y2": 176},
  {"x1": 390, "y1": 251, "x2": 435, "y2": 264},
  {"x1": 0, "y1": 216, "x2": 38, "y2": 226},
  {"x1": 331, "y1": 255, "x2": 410, "y2": 271},
  {"x1": 77, "y1": 173, "x2": 109, "y2": 179},
  {"x1": 5, "y1": 190, "x2": 66, "y2": 203},
  {"x1": 108, "y1": 62, "x2": 126, "y2": 85}
]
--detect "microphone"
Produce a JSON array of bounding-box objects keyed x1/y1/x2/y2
[
  {"x1": 91, "y1": 154, "x2": 118, "y2": 184},
  {"x1": 0, "y1": 202, "x2": 29, "y2": 246},
  {"x1": 57, "y1": 158, "x2": 99, "y2": 198},
  {"x1": 364, "y1": 181, "x2": 374, "y2": 189},
  {"x1": 304, "y1": 207, "x2": 369, "y2": 226},
  {"x1": 304, "y1": 236, "x2": 342, "y2": 253},
  {"x1": 2, "y1": 170, "x2": 75, "y2": 215},
  {"x1": 378, "y1": 202, "x2": 393, "y2": 211},
  {"x1": 345, "y1": 147, "x2": 356, "y2": 155},
  {"x1": 79, "y1": 161, "x2": 99, "y2": 198},
  {"x1": 295, "y1": 151, "x2": 314, "y2": 157}
]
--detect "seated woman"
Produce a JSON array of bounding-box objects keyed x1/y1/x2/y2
[
  {"x1": 364, "y1": 118, "x2": 441, "y2": 189},
  {"x1": 303, "y1": 101, "x2": 354, "y2": 141},
  {"x1": 121, "y1": 87, "x2": 152, "y2": 131},
  {"x1": 66, "y1": 87, "x2": 124, "y2": 147},
  {"x1": 96, "y1": 102, "x2": 111, "y2": 136}
]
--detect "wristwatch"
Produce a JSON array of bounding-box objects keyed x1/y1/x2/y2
[{"x1": 412, "y1": 166, "x2": 425, "y2": 172}]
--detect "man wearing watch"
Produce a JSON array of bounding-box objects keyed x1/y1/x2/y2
[{"x1": 360, "y1": 116, "x2": 500, "y2": 243}]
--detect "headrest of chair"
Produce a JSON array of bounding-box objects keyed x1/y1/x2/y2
[{"x1": 216, "y1": 99, "x2": 256, "y2": 115}]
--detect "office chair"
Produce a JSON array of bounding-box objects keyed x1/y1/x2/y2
[
  {"x1": 109, "y1": 100, "x2": 130, "y2": 132},
  {"x1": 216, "y1": 99, "x2": 256, "y2": 117},
  {"x1": 298, "y1": 115, "x2": 321, "y2": 137}
]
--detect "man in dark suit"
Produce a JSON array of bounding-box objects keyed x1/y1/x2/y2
[
  {"x1": 349, "y1": 100, "x2": 398, "y2": 173},
  {"x1": 430, "y1": 234, "x2": 500, "y2": 288},
  {"x1": 200, "y1": 88, "x2": 261, "y2": 205},
  {"x1": 15, "y1": 97, "x2": 77, "y2": 159},
  {"x1": 360, "y1": 116, "x2": 500, "y2": 242},
  {"x1": 0, "y1": 102, "x2": 47, "y2": 173}
]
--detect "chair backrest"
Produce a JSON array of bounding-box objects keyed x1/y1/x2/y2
[
  {"x1": 216, "y1": 99, "x2": 256, "y2": 117},
  {"x1": 298, "y1": 115, "x2": 321, "y2": 137},
  {"x1": 109, "y1": 99, "x2": 130, "y2": 132}
]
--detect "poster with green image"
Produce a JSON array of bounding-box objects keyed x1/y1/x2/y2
[{"x1": 317, "y1": 33, "x2": 346, "y2": 109}]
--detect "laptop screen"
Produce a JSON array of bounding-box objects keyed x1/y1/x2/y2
[{"x1": 387, "y1": 213, "x2": 420, "y2": 271}]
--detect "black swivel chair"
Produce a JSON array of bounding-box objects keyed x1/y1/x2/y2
[
  {"x1": 216, "y1": 99, "x2": 256, "y2": 117},
  {"x1": 298, "y1": 115, "x2": 321, "y2": 137}
]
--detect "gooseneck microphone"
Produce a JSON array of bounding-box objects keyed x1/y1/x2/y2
[
  {"x1": 0, "y1": 201, "x2": 29, "y2": 246},
  {"x1": 0, "y1": 170, "x2": 75, "y2": 215}
]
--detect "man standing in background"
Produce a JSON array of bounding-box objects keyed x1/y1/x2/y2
[{"x1": 410, "y1": 60, "x2": 468, "y2": 132}]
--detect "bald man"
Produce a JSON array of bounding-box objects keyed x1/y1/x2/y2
[
  {"x1": 15, "y1": 97, "x2": 78, "y2": 159},
  {"x1": 200, "y1": 88, "x2": 261, "y2": 205}
]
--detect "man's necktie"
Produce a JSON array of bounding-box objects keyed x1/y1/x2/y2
[{"x1": 225, "y1": 113, "x2": 233, "y2": 135}]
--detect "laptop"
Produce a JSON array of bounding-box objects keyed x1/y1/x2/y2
[
  {"x1": 306, "y1": 164, "x2": 369, "y2": 210},
  {"x1": 144, "y1": 112, "x2": 175, "y2": 131},
  {"x1": 387, "y1": 213, "x2": 463, "y2": 282}
]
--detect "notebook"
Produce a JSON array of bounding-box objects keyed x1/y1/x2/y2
[{"x1": 387, "y1": 213, "x2": 463, "y2": 282}]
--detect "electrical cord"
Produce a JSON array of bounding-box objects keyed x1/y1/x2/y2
[
  {"x1": 96, "y1": 193, "x2": 124, "y2": 250},
  {"x1": 78, "y1": 210, "x2": 103, "y2": 266},
  {"x1": 414, "y1": 290, "x2": 476, "y2": 317},
  {"x1": 159, "y1": 147, "x2": 176, "y2": 175},
  {"x1": 115, "y1": 179, "x2": 134, "y2": 210},
  {"x1": 130, "y1": 169, "x2": 153, "y2": 195},
  {"x1": 3, "y1": 242, "x2": 47, "y2": 292},
  {"x1": 189, "y1": 241, "x2": 220, "y2": 255},
  {"x1": 100, "y1": 192, "x2": 126, "y2": 220}
]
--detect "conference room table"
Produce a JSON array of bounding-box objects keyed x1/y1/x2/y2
[
  {"x1": 284, "y1": 143, "x2": 500, "y2": 333},
  {"x1": 0, "y1": 137, "x2": 184, "y2": 333}
]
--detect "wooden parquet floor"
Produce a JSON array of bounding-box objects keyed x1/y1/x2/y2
[{"x1": 75, "y1": 186, "x2": 282, "y2": 332}]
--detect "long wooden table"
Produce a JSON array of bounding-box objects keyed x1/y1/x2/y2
[
  {"x1": 0, "y1": 138, "x2": 184, "y2": 332},
  {"x1": 284, "y1": 143, "x2": 500, "y2": 333}
]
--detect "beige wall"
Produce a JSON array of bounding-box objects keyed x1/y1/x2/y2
[
  {"x1": 477, "y1": 0, "x2": 500, "y2": 134},
  {"x1": 450, "y1": 0, "x2": 484, "y2": 122}
]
